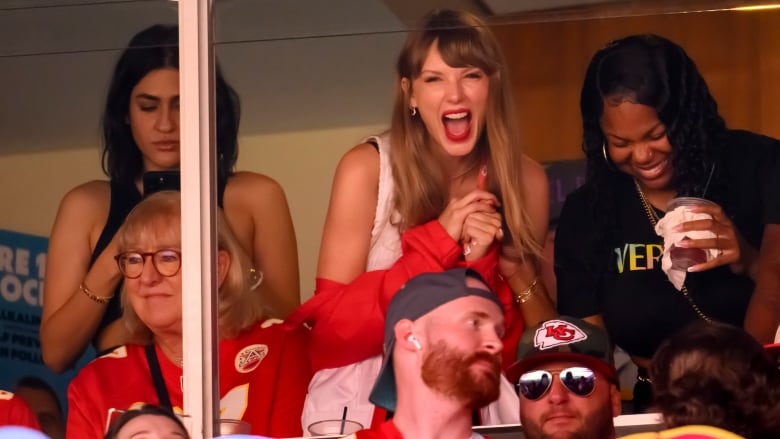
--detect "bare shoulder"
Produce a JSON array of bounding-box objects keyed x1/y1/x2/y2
[
  {"x1": 334, "y1": 142, "x2": 380, "y2": 185},
  {"x1": 520, "y1": 155, "x2": 549, "y2": 206},
  {"x1": 520, "y1": 155, "x2": 550, "y2": 241},
  {"x1": 51, "y1": 180, "x2": 111, "y2": 249},
  {"x1": 327, "y1": 142, "x2": 381, "y2": 220},
  {"x1": 520, "y1": 154, "x2": 548, "y2": 188},
  {"x1": 317, "y1": 142, "x2": 380, "y2": 281},
  {"x1": 55, "y1": 180, "x2": 111, "y2": 224},
  {"x1": 226, "y1": 171, "x2": 287, "y2": 201}
]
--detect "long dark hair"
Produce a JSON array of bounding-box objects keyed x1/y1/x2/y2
[
  {"x1": 101, "y1": 24, "x2": 240, "y2": 189},
  {"x1": 650, "y1": 322, "x2": 780, "y2": 439},
  {"x1": 104, "y1": 404, "x2": 189, "y2": 439},
  {"x1": 579, "y1": 34, "x2": 727, "y2": 244}
]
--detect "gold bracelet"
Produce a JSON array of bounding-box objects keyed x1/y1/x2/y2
[
  {"x1": 80, "y1": 282, "x2": 114, "y2": 304},
  {"x1": 512, "y1": 277, "x2": 539, "y2": 305}
]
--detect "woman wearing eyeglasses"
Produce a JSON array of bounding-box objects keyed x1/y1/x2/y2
[{"x1": 66, "y1": 191, "x2": 310, "y2": 439}]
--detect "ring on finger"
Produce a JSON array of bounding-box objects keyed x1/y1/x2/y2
[{"x1": 715, "y1": 232, "x2": 721, "y2": 257}]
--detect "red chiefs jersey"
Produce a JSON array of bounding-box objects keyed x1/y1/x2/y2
[
  {"x1": 349, "y1": 420, "x2": 405, "y2": 439},
  {"x1": 349, "y1": 420, "x2": 486, "y2": 439},
  {"x1": 0, "y1": 390, "x2": 40, "y2": 430},
  {"x1": 67, "y1": 319, "x2": 311, "y2": 438}
]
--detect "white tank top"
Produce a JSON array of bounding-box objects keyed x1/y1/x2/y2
[{"x1": 366, "y1": 133, "x2": 402, "y2": 271}]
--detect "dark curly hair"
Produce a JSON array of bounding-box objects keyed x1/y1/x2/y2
[
  {"x1": 579, "y1": 34, "x2": 727, "y2": 247},
  {"x1": 650, "y1": 321, "x2": 780, "y2": 439},
  {"x1": 101, "y1": 24, "x2": 240, "y2": 190}
]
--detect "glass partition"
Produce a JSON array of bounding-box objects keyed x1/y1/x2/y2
[
  {"x1": 2, "y1": 0, "x2": 779, "y2": 437},
  {"x1": 0, "y1": 1, "x2": 178, "y2": 436},
  {"x1": 211, "y1": 0, "x2": 780, "y2": 300}
]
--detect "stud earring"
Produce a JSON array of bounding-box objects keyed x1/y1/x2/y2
[{"x1": 410, "y1": 107, "x2": 417, "y2": 117}]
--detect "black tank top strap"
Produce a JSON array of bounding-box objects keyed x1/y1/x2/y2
[
  {"x1": 90, "y1": 180, "x2": 142, "y2": 266},
  {"x1": 90, "y1": 179, "x2": 142, "y2": 346}
]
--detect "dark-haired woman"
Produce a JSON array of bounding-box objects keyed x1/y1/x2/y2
[
  {"x1": 554, "y1": 34, "x2": 780, "y2": 410},
  {"x1": 41, "y1": 24, "x2": 300, "y2": 373}
]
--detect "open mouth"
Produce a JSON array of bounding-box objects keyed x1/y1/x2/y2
[{"x1": 442, "y1": 110, "x2": 471, "y2": 142}]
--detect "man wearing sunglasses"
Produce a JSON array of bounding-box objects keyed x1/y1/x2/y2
[
  {"x1": 506, "y1": 316, "x2": 621, "y2": 439},
  {"x1": 353, "y1": 268, "x2": 506, "y2": 439}
]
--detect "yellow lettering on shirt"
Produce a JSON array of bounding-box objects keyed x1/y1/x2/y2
[{"x1": 614, "y1": 243, "x2": 663, "y2": 273}]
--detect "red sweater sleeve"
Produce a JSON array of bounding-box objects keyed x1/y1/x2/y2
[{"x1": 287, "y1": 220, "x2": 461, "y2": 371}]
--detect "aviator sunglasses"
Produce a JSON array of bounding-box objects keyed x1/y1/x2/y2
[{"x1": 517, "y1": 366, "x2": 597, "y2": 400}]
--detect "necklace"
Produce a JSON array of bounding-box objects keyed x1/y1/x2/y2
[{"x1": 633, "y1": 180, "x2": 712, "y2": 323}]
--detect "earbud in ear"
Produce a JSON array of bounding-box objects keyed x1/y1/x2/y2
[{"x1": 408, "y1": 335, "x2": 422, "y2": 351}]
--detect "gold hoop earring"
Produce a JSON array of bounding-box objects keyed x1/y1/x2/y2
[
  {"x1": 602, "y1": 142, "x2": 616, "y2": 171},
  {"x1": 410, "y1": 107, "x2": 417, "y2": 117}
]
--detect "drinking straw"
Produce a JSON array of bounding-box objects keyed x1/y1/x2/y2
[{"x1": 339, "y1": 406, "x2": 348, "y2": 435}]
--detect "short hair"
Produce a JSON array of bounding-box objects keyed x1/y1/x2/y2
[
  {"x1": 103, "y1": 404, "x2": 188, "y2": 439},
  {"x1": 13, "y1": 376, "x2": 62, "y2": 416},
  {"x1": 118, "y1": 191, "x2": 266, "y2": 341},
  {"x1": 650, "y1": 321, "x2": 780, "y2": 439},
  {"x1": 101, "y1": 24, "x2": 240, "y2": 191}
]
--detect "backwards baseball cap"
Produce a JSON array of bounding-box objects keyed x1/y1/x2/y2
[
  {"x1": 368, "y1": 268, "x2": 503, "y2": 412},
  {"x1": 506, "y1": 316, "x2": 616, "y2": 385}
]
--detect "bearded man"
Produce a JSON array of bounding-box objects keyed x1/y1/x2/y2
[{"x1": 351, "y1": 268, "x2": 505, "y2": 439}]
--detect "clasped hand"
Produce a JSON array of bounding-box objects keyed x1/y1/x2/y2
[{"x1": 438, "y1": 189, "x2": 503, "y2": 261}]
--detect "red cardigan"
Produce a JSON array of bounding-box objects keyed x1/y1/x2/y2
[{"x1": 288, "y1": 219, "x2": 524, "y2": 372}]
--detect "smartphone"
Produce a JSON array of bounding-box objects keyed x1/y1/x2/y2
[{"x1": 143, "y1": 170, "x2": 180, "y2": 196}]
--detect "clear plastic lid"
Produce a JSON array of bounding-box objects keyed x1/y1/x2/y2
[{"x1": 666, "y1": 197, "x2": 716, "y2": 211}]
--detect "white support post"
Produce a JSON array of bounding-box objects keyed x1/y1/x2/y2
[{"x1": 178, "y1": 1, "x2": 219, "y2": 438}]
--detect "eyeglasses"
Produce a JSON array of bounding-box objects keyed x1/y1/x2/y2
[
  {"x1": 115, "y1": 249, "x2": 181, "y2": 279},
  {"x1": 517, "y1": 366, "x2": 596, "y2": 400}
]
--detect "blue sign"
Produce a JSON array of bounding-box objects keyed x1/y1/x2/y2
[{"x1": 0, "y1": 229, "x2": 94, "y2": 414}]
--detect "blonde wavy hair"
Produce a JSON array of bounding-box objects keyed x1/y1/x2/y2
[
  {"x1": 390, "y1": 9, "x2": 541, "y2": 261},
  {"x1": 118, "y1": 191, "x2": 266, "y2": 343}
]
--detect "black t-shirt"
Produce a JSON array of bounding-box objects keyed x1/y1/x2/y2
[{"x1": 555, "y1": 130, "x2": 780, "y2": 359}]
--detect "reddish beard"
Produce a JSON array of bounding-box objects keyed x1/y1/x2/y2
[{"x1": 420, "y1": 340, "x2": 501, "y2": 408}]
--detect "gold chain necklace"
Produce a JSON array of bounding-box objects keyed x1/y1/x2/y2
[{"x1": 633, "y1": 180, "x2": 712, "y2": 323}]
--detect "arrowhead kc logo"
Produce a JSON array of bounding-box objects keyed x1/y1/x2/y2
[{"x1": 534, "y1": 319, "x2": 588, "y2": 350}]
